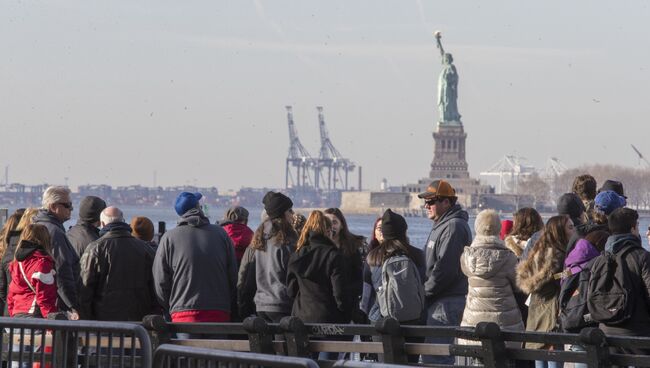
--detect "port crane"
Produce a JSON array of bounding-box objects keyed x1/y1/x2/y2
[
  {"x1": 631, "y1": 144, "x2": 650, "y2": 168},
  {"x1": 285, "y1": 106, "x2": 317, "y2": 189},
  {"x1": 316, "y1": 106, "x2": 356, "y2": 191}
]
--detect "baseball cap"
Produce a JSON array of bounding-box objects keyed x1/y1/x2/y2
[
  {"x1": 175, "y1": 192, "x2": 203, "y2": 216},
  {"x1": 417, "y1": 179, "x2": 456, "y2": 199}
]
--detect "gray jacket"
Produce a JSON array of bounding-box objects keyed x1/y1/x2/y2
[
  {"x1": 424, "y1": 204, "x2": 472, "y2": 302},
  {"x1": 67, "y1": 222, "x2": 100, "y2": 258},
  {"x1": 153, "y1": 209, "x2": 237, "y2": 315},
  {"x1": 33, "y1": 210, "x2": 80, "y2": 311},
  {"x1": 253, "y1": 222, "x2": 295, "y2": 314}
]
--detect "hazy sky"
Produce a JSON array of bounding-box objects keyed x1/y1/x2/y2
[{"x1": 2, "y1": 1, "x2": 650, "y2": 191}]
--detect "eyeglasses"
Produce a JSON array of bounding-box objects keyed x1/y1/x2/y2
[{"x1": 57, "y1": 202, "x2": 73, "y2": 210}]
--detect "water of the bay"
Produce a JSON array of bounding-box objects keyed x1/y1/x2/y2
[{"x1": 6, "y1": 205, "x2": 650, "y2": 249}]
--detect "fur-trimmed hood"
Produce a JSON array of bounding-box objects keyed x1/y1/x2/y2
[
  {"x1": 462, "y1": 235, "x2": 515, "y2": 279},
  {"x1": 516, "y1": 243, "x2": 565, "y2": 295},
  {"x1": 504, "y1": 235, "x2": 527, "y2": 257}
]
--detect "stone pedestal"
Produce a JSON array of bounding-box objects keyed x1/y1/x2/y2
[{"x1": 429, "y1": 122, "x2": 469, "y2": 179}]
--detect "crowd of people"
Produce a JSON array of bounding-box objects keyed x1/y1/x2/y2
[{"x1": 0, "y1": 175, "x2": 649, "y2": 366}]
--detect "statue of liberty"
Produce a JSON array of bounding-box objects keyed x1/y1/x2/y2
[{"x1": 434, "y1": 31, "x2": 461, "y2": 123}]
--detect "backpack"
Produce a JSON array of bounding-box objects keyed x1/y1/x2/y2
[
  {"x1": 377, "y1": 255, "x2": 424, "y2": 322},
  {"x1": 559, "y1": 261, "x2": 595, "y2": 332},
  {"x1": 587, "y1": 245, "x2": 636, "y2": 325}
]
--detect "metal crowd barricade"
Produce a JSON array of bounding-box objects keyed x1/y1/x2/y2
[
  {"x1": 153, "y1": 344, "x2": 319, "y2": 368},
  {"x1": 0, "y1": 314, "x2": 152, "y2": 367}
]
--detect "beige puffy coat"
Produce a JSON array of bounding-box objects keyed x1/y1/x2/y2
[{"x1": 459, "y1": 234, "x2": 524, "y2": 340}]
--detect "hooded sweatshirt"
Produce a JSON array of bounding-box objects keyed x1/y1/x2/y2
[
  {"x1": 153, "y1": 208, "x2": 238, "y2": 319},
  {"x1": 253, "y1": 220, "x2": 295, "y2": 314},
  {"x1": 563, "y1": 238, "x2": 600, "y2": 276},
  {"x1": 424, "y1": 204, "x2": 472, "y2": 302},
  {"x1": 460, "y1": 235, "x2": 523, "y2": 333},
  {"x1": 7, "y1": 241, "x2": 57, "y2": 318},
  {"x1": 220, "y1": 221, "x2": 254, "y2": 266},
  {"x1": 287, "y1": 233, "x2": 347, "y2": 323}
]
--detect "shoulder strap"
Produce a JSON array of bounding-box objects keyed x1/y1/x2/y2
[{"x1": 18, "y1": 262, "x2": 37, "y2": 294}]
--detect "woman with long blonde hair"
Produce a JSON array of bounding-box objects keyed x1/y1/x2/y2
[{"x1": 287, "y1": 210, "x2": 348, "y2": 323}]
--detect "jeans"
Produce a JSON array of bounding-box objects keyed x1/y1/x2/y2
[
  {"x1": 534, "y1": 345, "x2": 564, "y2": 368},
  {"x1": 421, "y1": 295, "x2": 466, "y2": 365},
  {"x1": 568, "y1": 344, "x2": 587, "y2": 368}
]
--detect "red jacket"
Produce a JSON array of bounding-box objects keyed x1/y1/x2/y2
[
  {"x1": 8, "y1": 249, "x2": 58, "y2": 318},
  {"x1": 221, "y1": 222, "x2": 253, "y2": 265}
]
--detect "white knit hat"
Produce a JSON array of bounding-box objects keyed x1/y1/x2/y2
[{"x1": 474, "y1": 209, "x2": 501, "y2": 236}]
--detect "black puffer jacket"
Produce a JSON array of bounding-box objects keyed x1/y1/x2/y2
[
  {"x1": 287, "y1": 233, "x2": 348, "y2": 323},
  {"x1": 79, "y1": 223, "x2": 157, "y2": 321},
  {"x1": 0, "y1": 230, "x2": 21, "y2": 315},
  {"x1": 67, "y1": 222, "x2": 101, "y2": 258}
]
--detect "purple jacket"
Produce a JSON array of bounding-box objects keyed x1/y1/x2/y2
[{"x1": 564, "y1": 238, "x2": 600, "y2": 275}]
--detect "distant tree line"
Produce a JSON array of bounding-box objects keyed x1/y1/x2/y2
[{"x1": 552, "y1": 164, "x2": 650, "y2": 210}]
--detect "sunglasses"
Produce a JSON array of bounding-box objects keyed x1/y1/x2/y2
[
  {"x1": 57, "y1": 202, "x2": 73, "y2": 210},
  {"x1": 424, "y1": 198, "x2": 441, "y2": 206}
]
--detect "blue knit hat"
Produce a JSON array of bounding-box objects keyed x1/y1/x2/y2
[
  {"x1": 175, "y1": 192, "x2": 203, "y2": 216},
  {"x1": 594, "y1": 190, "x2": 626, "y2": 215}
]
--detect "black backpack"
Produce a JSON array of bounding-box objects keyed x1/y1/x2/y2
[
  {"x1": 559, "y1": 261, "x2": 595, "y2": 332},
  {"x1": 587, "y1": 245, "x2": 636, "y2": 325}
]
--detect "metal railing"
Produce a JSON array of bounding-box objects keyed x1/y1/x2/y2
[
  {"x1": 141, "y1": 314, "x2": 650, "y2": 367},
  {"x1": 0, "y1": 314, "x2": 152, "y2": 367},
  {"x1": 153, "y1": 344, "x2": 319, "y2": 368}
]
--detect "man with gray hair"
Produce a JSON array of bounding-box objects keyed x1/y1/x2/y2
[
  {"x1": 79, "y1": 206, "x2": 157, "y2": 321},
  {"x1": 33, "y1": 186, "x2": 80, "y2": 319}
]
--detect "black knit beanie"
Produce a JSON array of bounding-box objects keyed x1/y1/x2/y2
[
  {"x1": 556, "y1": 193, "x2": 585, "y2": 220},
  {"x1": 381, "y1": 209, "x2": 408, "y2": 241},
  {"x1": 78, "y1": 196, "x2": 107, "y2": 223},
  {"x1": 262, "y1": 191, "x2": 293, "y2": 219}
]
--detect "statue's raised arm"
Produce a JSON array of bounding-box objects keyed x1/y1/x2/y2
[
  {"x1": 434, "y1": 31, "x2": 461, "y2": 123},
  {"x1": 434, "y1": 31, "x2": 445, "y2": 58}
]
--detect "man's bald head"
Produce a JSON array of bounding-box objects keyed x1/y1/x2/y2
[{"x1": 100, "y1": 206, "x2": 124, "y2": 227}]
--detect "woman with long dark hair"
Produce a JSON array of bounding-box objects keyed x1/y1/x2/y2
[
  {"x1": 250, "y1": 191, "x2": 297, "y2": 323},
  {"x1": 517, "y1": 215, "x2": 574, "y2": 368},
  {"x1": 505, "y1": 208, "x2": 544, "y2": 259},
  {"x1": 324, "y1": 208, "x2": 365, "y2": 322},
  {"x1": 366, "y1": 209, "x2": 425, "y2": 363}
]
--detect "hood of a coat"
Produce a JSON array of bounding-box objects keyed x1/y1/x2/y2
[
  {"x1": 564, "y1": 239, "x2": 600, "y2": 273},
  {"x1": 290, "y1": 233, "x2": 337, "y2": 278},
  {"x1": 504, "y1": 235, "x2": 526, "y2": 257},
  {"x1": 33, "y1": 209, "x2": 65, "y2": 230},
  {"x1": 14, "y1": 240, "x2": 47, "y2": 261},
  {"x1": 177, "y1": 208, "x2": 210, "y2": 227},
  {"x1": 433, "y1": 204, "x2": 469, "y2": 231},
  {"x1": 605, "y1": 233, "x2": 642, "y2": 253},
  {"x1": 222, "y1": 222, "x2": 253, "y2": 244},
  {"x1": 462, "y1": 235, "x2": 511, "y2": 278},
  {"x1": 99, "y1": 221, "x2": 132, "y2": 237}
]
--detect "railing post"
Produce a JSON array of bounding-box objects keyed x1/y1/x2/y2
[
  {"x1": 474, "y1": 322, "x2": 508, "y2": 368},
  {"x1": 46, "y1": 312, "x2": 68, "y2": 368},
  {"x1": 142, "y1": 314, "x2": 170, "y2": 352},
  {"x1": 279, "y1": 316, "x2": 310, "y2": 358},
  {"x1": 375, "y1": 317, "x2": 406, "y2": 364},
  {"x1": 243, "y1": 316, "x2": 275, "y2": 354},
  {"x1": 580, "y1": 328, "x2": 611, "y2": 368}
]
